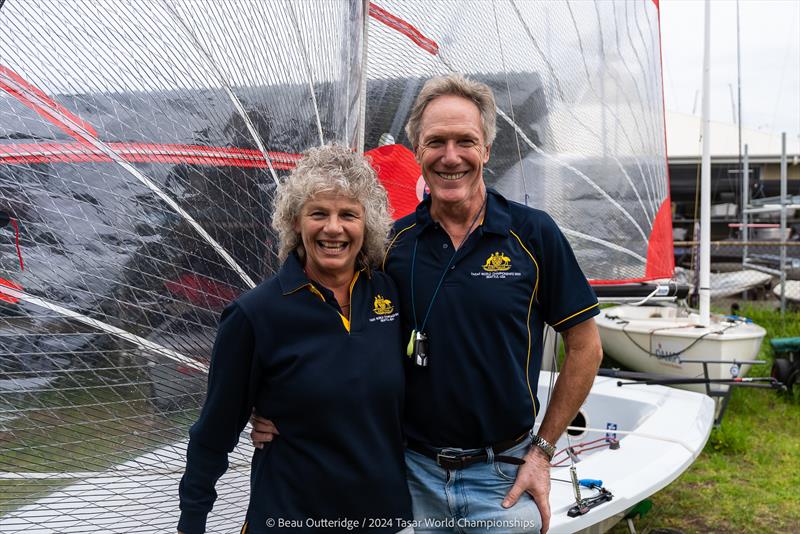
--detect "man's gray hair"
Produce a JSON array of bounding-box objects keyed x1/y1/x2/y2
[
  {"x1": 405, "y1": 74, "x2": 497, "y2": 148},
  {"x1": 272, "y1": 144, "x2": 392, "y2": 268}
]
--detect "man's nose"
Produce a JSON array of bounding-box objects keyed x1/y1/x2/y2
[{"x1": 441, "y1": 141, "x2": 461, "y2": 164}]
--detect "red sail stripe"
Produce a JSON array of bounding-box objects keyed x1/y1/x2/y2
[
  {"x1": 0, "y1": 278, "x2": 22, "y2": 304},
  {"x1": 0, "y1": 142, "x2": 300, "y2": 169},
  {"x1": 368, "y1": 3, "x2": 439, "y2": 55},
  {"x1": 0, "y1": 65, "x2": 99, "y2": 138}
]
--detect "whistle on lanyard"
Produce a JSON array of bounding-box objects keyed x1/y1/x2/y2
[{"x1": 406, "y1": 330, "x2": 429, "y2": 367}]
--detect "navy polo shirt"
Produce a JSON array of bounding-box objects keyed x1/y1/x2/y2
[
  {"x1": 383, "y1": 189, "x2": 599, "y2": 448},
  {"x1": 178, "y1": 253, "x2": 411, "y2": 533}
]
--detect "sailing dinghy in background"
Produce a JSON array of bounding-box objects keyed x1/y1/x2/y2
[
  {"x1": 595, "y1": 0, "x2": 767, "y2": 414},
  {"x1": 1, "y1": 1, "x2": 713, "y2": 532}
]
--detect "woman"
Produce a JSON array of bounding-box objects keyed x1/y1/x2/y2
[{"x1": 178, "y1": 144, "x2": 412, "y2": 534}]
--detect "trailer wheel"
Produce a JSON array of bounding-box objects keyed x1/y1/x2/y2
[
  {"x1": 771, "y1": 358, "x2": 793, "y2": 387},
  {"x1": 786, "y1": 367, "x2": 800, "y2": 401}
]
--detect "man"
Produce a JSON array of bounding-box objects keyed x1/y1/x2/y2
[{"x1": 254, "y1": 74, "x2": 602, "y2": 533}]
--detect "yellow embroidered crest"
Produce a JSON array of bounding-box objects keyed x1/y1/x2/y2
[
  {"x1": 482, "y1": 252, "x2": 512, "y2": 272},
  {"x1": 373, "y1": 294, "x2": 394, "y2": 315}
]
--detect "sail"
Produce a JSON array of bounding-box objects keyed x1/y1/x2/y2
[
  {"x1": 0, "y1": 1, "x2": 672, "y2": 532},
  {"x1": 365, "y1": 0, "x2": 674, "y2": 284}
]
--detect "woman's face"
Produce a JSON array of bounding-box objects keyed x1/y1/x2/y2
[{"x1": 295, "y1": 191, "x2": 366, "y2": 281}]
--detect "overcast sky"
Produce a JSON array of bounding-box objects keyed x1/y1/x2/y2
[{"x1": 660, "y1": 0, "x2": 799, "y2": 142}]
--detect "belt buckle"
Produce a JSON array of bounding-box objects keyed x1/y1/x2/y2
[{"x1": 436, "y1": 449, "x2": 464, "y2": 470}]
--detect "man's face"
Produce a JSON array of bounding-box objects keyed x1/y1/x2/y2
[{"x1": 415, "y1": 95, "x2": 491, "y2": 209}]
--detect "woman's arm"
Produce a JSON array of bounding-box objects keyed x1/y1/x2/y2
[{"x1": 178, "y1": 303, "x2": 261, "y2": 534}]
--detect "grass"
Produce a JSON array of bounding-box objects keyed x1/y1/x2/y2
[{"x1": 609, "y1": 303, "x2": 800, "y2": 533}]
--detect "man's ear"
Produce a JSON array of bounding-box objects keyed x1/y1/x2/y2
[{"x1": 483, "y1": 144, "x2": 491, "y2": 164}]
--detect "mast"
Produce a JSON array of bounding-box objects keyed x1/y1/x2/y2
[
  {"x1": 356, "y1": 0, "x2": 370, "y2": 153},
  {"x1": 699, "y1": 0, "x2": 711, "y2": 326}
]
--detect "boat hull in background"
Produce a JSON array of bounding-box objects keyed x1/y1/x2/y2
[{"x1": 596, "y1": 305, "x2": 766, "y2": 394}]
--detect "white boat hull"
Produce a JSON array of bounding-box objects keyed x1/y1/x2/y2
[
  {"x1": 596, "y1": 305, "x2": 766, "y2": 393},
  {"x1": 673, "y1": 267, "x2": 773, "y2": 299},
  {"x1": 0, "y1": 372, "x2": 714, "y2": 534},
  {"x1": 772, "y1": 280, "x2": 800, "y2": 303}
]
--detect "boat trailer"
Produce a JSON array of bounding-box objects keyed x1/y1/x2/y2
[{"x1": 599, "y1": 358, "x2": 785, "y2": 425}]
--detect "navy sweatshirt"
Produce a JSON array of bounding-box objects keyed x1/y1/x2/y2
[{"x1": 178, "y1": 253, "x2": 411, "y2": 533}]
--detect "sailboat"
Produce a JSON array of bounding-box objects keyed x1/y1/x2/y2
[
  {"x1": 0, "y1": 1, "x2": 712, "y2": 532},
  {"x1": 594, "y1": 0, "x2": 767, "y2": 399}
]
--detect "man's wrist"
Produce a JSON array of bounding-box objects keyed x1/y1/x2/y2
[{"x1": 530, "y1": 434, "x2": 556, "y2": 462}]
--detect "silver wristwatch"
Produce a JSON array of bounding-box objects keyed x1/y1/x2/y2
[{"x1": 531, "y1": 434, "x2": 556, "y2": 461}]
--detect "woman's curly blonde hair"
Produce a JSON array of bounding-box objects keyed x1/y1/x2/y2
[{"x1": 272, "y1": 144, "x2": 393, "y2": 269}]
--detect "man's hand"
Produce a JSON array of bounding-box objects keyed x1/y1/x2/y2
[
  {"x1": 502, "y1": 447, "x2": 551, "y2": 534},
  {"x1": 250, "y1": 411, "x2": 279, "y2": 449}
]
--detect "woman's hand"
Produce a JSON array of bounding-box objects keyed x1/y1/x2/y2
[{"x1": 250, "y1": 410, "x2": 280, "y2": 449}]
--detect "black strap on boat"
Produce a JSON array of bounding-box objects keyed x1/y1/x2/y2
[{"x1": 567, "y1": 487, "x2": 614, "y2": 517}]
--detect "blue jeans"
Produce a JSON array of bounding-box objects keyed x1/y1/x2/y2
[{"x1": 405, "y1": 438, "x2": 542, "y2": 534}]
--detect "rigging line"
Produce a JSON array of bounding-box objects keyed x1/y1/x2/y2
[
  {"x1": 564, "y1": 425, "x2": 695, "y2": 454},
  {"x1": 562, "y1": 227, "x2": 647, "y2": 264},
  {"x1": 0, "y1": 74, "x2": 257, "y2": 289},
  {"x1": 286, "y1": 1, "x2": 325, "y2": 146},
  {"x1": 495, "y1": 106, "x2": 650, "y2": 244},
  {"x1": 161, "y1": 1, "x2": 280, "y2": 188},
  {"x1": 0, "y1": 285, "x2": 208, "y2": 374},
  {"x1": 491, "y1": 0, "x2": 529, "y2": 206}
]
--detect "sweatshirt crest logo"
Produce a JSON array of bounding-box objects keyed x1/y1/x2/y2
[
  {"x1": 482, "y1": 251, "x2": 511, "y2": 272},
  {"x1": 373, "y1": 294, "x2": 394, "y2": 315}
]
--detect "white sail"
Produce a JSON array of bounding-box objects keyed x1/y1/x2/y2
[{"x1": 1, "y1": 1, "x2": 675, "y2": 531}]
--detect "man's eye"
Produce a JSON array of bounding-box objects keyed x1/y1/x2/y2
[
  {"x1": 459, "y1": 139, "x2": 476, "y2": 147},
  {"x1": 426, "y1": 140, "x2": 443, "y2": 147}
]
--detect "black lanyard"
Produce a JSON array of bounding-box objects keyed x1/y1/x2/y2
[{"x1": 409, "y1": 196, "x2": 487, "y2": 337}]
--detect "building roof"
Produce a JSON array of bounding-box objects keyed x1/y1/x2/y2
[{"x1": 666, "y1": 111, "x2": 800, "y2": 165}]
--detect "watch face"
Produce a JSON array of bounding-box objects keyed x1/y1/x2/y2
[{"x1": 534, "y1": 435, "x2": 555, "y2": 458}]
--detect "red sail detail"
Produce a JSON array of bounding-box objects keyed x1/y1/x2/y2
[
  {"x1": 0, "y1": 65, "x2": 99, "y2": 139},
  {"x1": 164, "y1": 274, "x2": 240, "y2": 311},
  {"x1": 365, "y1": 144, "x2": 421, "y2": 220},
  {"x1": 0, "y1": 278, "x2": 22, "y2": 304},
  {"x1": 368, "y1": 3, "x2": 439, "y2": 55},
  {"x1": 0, "y1": 142, "x2": 300, "y2": 169},
  {"x1": 645, "y1": 198, "x2": 675, "y2": 280}
]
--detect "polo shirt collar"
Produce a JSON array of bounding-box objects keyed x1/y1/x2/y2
[
  {"x1": 278, "y1": 252, "x2": 312, "y2": 295},
  {"x1": 413, "y1": 188, "x2": 511, "y2": 237},
  {"x1": 278, "y1": 251, "x2": 370, "y2": 295}
]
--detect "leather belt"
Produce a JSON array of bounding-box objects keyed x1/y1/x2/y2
[{"x1": 407, "y1": 431, "x2": 530, "y2": 470}]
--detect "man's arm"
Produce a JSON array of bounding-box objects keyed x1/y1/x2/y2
[{"x1": 502, "y1": 318, "x2": 603, "y2": 534}]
